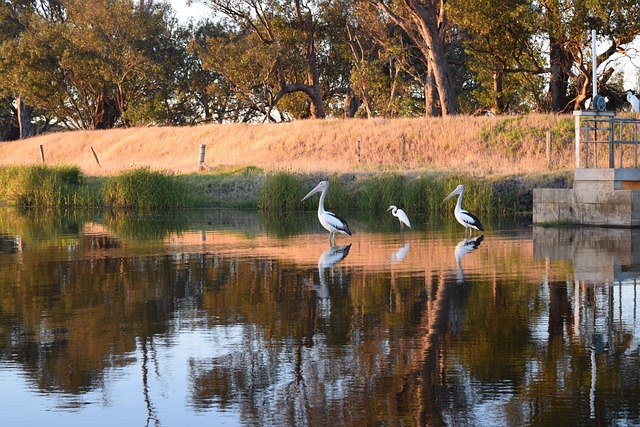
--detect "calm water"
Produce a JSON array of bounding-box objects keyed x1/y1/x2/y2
[{"x1": 1, "y1": 208, "x2": 640, "y2": 426}]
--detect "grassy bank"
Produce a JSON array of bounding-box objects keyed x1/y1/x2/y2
[
  {"x1": 0, "y1": 114, "x2": 582, "y2": 214},
  {"x1": 0, "y1": 164, "x2": 572, "y2": 215}
]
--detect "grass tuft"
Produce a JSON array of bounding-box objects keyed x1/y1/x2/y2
[
  {"x1": 102, "y1": 167, "x2": 185, "y2": 211},
  {"x1": 0, "y1": 164, "x2": 98, "y2": 207}
]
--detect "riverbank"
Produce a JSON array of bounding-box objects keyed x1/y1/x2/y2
[{"x1": 0, "y1": 115, "x2": 578, "y2": 212}]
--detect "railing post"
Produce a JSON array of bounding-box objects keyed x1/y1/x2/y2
[
  {"x1": 635, "y1": 121, "x2": 638, "y2": 168},
  {"x1": 609, "y1": 118, "x2": 615, "y2": 168}
]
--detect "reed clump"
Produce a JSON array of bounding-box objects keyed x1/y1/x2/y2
[
  {"x1": 0, "y1": 164, "x2": 98, "y2": 207},
  {"x1": 259, "y1": 171, "x2": 308, "y2": 211},
  {"x1": 102, "y1": 167, "x2": 185, "y2": 210}
]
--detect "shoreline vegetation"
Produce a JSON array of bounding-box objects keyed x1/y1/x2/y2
[{"x1": 0, "y1": 115, "x2": 578, "y2": 215}]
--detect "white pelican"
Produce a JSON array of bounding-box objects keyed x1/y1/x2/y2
[
  {"x1": 302, "y1": 181, "x2": 352, "y2": 245},
  {"x1": 627, "y1": 91, "x2": 640, "y2": 112},
  {"x1": 443, "y1": 184, "x2": 484, "y2": 236},
  {"x1": 387, "y1": 205, "x2": 411, "y2": 231}
]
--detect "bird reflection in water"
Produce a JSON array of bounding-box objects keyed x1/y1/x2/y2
[
  {"x1": 454, "y1": 235, "x2": 484, "y2": 282},
  {"x1": 304, "y1": 244, "x2": 352, "y2": 318},
  {"x1": 391, "y1": 243, "x2": 410, "y2": 264}
]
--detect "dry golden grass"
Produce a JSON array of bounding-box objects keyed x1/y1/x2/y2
[{"x1": 0, "y1": 114, "x2": 576, "y2": 177}]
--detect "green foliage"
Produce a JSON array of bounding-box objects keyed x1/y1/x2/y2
[
  {"x1": 102, "y1": 168, "x2": 186, "y2": 211},
  {"x1": 356, "y1": 174, "x2": 405, "y2": 211},
  {"x1": 259, "y1": 172, "x2": 307, "y2": 211},
  {"x1": 0, "y1": 164, "x2": 98, "y2": 207}
]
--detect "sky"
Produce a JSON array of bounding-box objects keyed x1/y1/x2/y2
[{"x1": 168, "y1": 0, "x2": 210, "y2": 24}]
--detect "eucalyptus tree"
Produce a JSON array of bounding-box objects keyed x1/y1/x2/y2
[
  {"x1": 537, "y1": 0, "x2": 640, "y2": 112},
  {"x1": 447, "y1": 0, "x2": 546, "y2": 114},
  {"x1": 346, "y1": 1, "x2": 428, "y2": 117},
  {"x1": 0, "y1": 0, "x2": 183, "y2": 129},
  {"x1": 364, "y1": 0, "x2": 460, "y2": 116},
  {"x1": 0, "y1": 0, "x2": 51, "y2": 138},
  {"x1": 193, "y1": 0, "x2": 355, "y2": 120}
]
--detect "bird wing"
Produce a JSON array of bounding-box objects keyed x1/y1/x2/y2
[
  {"x1": 460, "y1": 210, "x2": 484, "y2": 231},
  {"x1": 326, "y1": 212, "x2": 352, "y2": 235},
  {"x1": 398, "y1": 210, "x2": 411, "y2": 228}
]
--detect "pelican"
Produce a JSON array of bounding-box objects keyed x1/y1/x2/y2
[
  {"x1": 302, "y1": 181, "x2": 352, "y2": 245},
  {"x1": 443, "y1": 184, "x2": 484, "y2": 236},
  {"x1": 627, "y1": 91, "x2": 639, "y2": 112},
  {"x1": 387, "y1": 205, "x2": 411, "y2": 231}
]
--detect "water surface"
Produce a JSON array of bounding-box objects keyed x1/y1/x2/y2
[{"x1": 1, "y1": 208, "x2": 639, "y2": 426}]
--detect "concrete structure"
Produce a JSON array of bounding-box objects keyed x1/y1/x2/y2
[{"x1": 533, "y1": 110, "x2": 640, "y2": 227}]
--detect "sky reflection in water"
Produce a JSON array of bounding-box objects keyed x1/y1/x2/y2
[{"x1": 0, "y1": 208, "x2": 640, "y2": 426}]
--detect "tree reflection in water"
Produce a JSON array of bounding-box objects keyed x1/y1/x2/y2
[{"x1": 1, "y1": 208, "x2": 640, "y2": 425}]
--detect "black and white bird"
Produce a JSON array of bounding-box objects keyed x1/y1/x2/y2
[
  {"x1": 387, "y1": 205, "x2": 411, "y2": 231},
  {"x1": 627, "y1": 91, "x2": 640, "y2": 112},
  {"x1": 443, "y1": 184, "x2": 484, "y2": 236},
  {"x1": 302, "y1": 180, "x2": 352, "y2": 246}
]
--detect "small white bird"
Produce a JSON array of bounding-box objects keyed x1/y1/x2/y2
[
  {"x1": 302, "y1": 181, "x2": 352, "y2": 246},
  {"x1": 627, "y1": 91, "x2": 639, "y2": 112},
  {"x1": 443, "y1": 184, "x2": 484, "y2": 236},
  {"x1": 387, "y1": 205, "x2": 411, "y2": 231}
]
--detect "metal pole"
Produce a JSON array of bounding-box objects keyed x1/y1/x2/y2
[
  {"x1": 592, "y1": 29, "x2": 597, "y2": 101},
  {"x1": 575, "y1": 114, "x2": 582, "y2": 168}
]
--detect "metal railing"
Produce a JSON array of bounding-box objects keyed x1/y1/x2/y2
[{"x1": 575, "y1": 112, "x2": 640, "y2": 168}]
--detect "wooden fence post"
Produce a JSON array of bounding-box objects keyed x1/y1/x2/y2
[
  {"x1": 546, "y1": 131, "x2": 552, "y2": 164},
  {"x1": 90, "y1": 146, "x2": 101, "y2": 167},
  {"x1": 198, "y1": 144, "x2": 206, "y2": 171},
  {"x1": 39, "y1": 145, "x2": 45, "y2": 163}
]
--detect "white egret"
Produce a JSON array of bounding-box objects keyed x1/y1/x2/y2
[
  {"x1": 302, "y1": 181, "x2": 352, "y2": 245},
  {"x1": 627, "y1": 91, "x2": 640, "y2": 112},
  {"x1": 387, "y1": 205, "x2": 411, "y2": 231},
  {"x1": 443, "y1": 184, "x2": 484, "y2": 236}
]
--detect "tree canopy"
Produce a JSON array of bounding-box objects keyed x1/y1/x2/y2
[{"x1": 0, "y1": 0, "x2": 639, "y2": 137}]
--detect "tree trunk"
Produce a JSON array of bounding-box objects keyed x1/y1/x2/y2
[
  {"x1": 296, "y1": 0, "x2": 325, "y2": 119},
  {"x1": 344, "y1": 91, "x2": 361, "y2": 118},
  {"x1": 548, "y1": 38, "x2": 571, "y2": 112},
  {"x1": 406, "y1": 0, "x2": 459, "y2": 115},
  {"x1": 16, "y1": 96, "x2": 33, "y2": 139},
  {"x1": 424, "y1": 69, "x2": 438, "y2": 117},
  {"x1": 369, "y1": 0, "x2": 459, "y2": 116},
  {"x1": 94, "y1": 93, "x2": 119, "y2": 129},
  {"x1": 492, "y1": 64, "x2": 504, "y2": 115}
]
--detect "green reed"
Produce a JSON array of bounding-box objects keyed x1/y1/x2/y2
[
  {"x1": 259, "y1": 171, "x2": 307, "y2": 211},
  {"x1": 0, "y1": 164, "x2": 99, "y2": 207},
  {"x1": 102, "y1": 167, "x2": 185, "y2": 211}
]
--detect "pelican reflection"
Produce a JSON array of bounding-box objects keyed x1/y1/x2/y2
[
  {"x1": 308, "y1": 244, "x2": 352, "y2": 299},
  {"x1": 391, "y1": 243, "x2": 411, "y2": 264},
  {"x1": 454, "y1": 235, "x2": 484, "y2": 282}
]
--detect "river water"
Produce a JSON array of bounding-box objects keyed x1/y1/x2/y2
[{"x1": 0, "y1": 208, "x2": 639, "y2": 426}]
